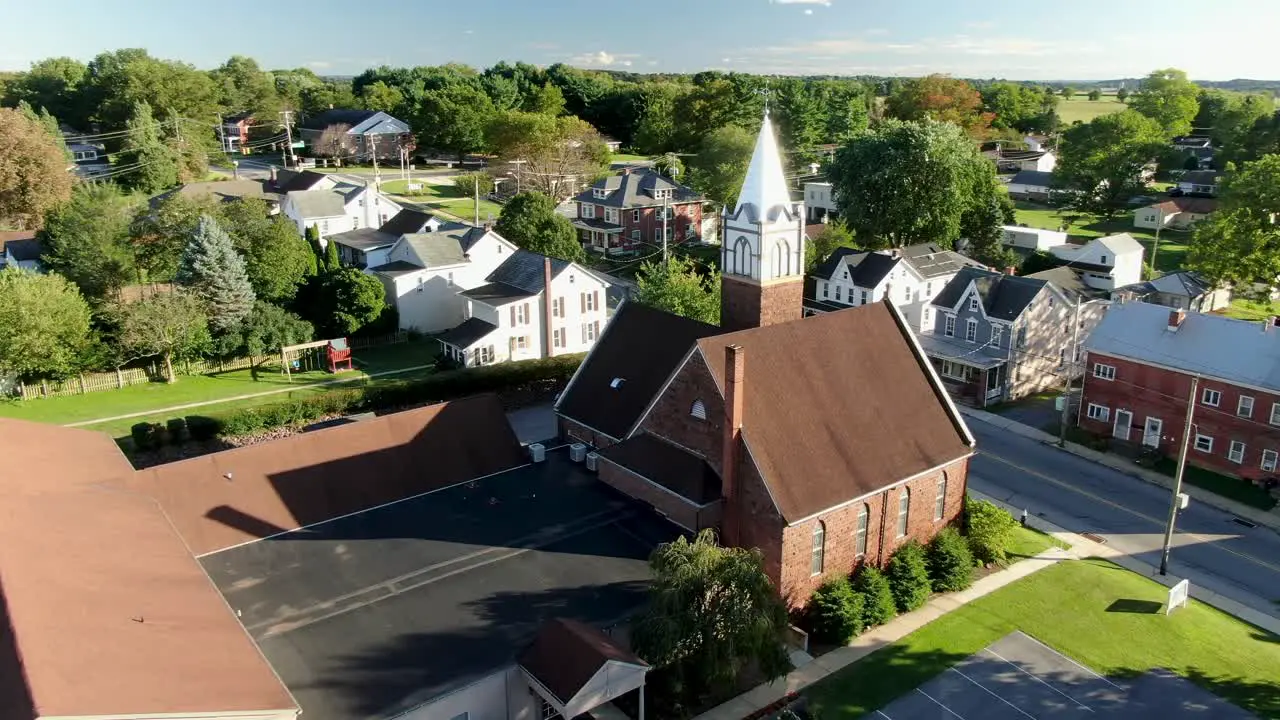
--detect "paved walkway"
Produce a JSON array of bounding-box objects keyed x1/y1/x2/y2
[
  {"x1": 960, "y1": 405, "x2": 1280, "y2": 532},
  {"x1": 694, "y1": 490, "x2": 1280, "y2": 720},
  {"x1": 65, "y1": 365, "x2": 431, "y2": 428}
]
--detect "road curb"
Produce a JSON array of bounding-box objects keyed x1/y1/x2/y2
[{"x1": 959, "y1": 405, "x2": 1280, "y2": 532}]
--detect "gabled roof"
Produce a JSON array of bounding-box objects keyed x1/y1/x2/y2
[
  {"x1": 437, "y1": 317, "x2": 500, "y2": 349},
  {"x1": 403, "y1": 232, "x2": 468, "y2": 268},
  {"x1": 0, "y1": 420, "x2": 296, "y2": 719},
  {"x1": 369, "y1": 260, "x2": 421, "y2": 276},
  {"x1": 572, "y1": 168, "x2": 702, "y2": 209},
  {"x1": 300, "y1": 109, "x2": 408, "y2": 134},
  {"x1": 932, "y1": 267, "x2": 1047, "y2": 321},
  {"x1": 1086, "y1": 301, "x2": 1280, "y2": 391},
  {"x1": 485, "y1": 249, "x2": 579, "y2": 295},
  {"x1": 326, "y1": 227, "x2": 397, "y2": 251},
  {"x1": 898, "y1": 242, "x2": 984, "y2": 279},
  {"x1": 556, "y1": 302, "x2": 719, "y2": 440},
  {"x1": 519, "y1": 618, "x2": 647, "y2": 706},
  {"x1": 125, "y1": 394, "x2": 525, "y2": 556},
  {"x1": 460, "y1": 281, "x2": 535, "y2": 305},
  {"x1": 153, "y1": 179, "x2": 276, "y2": 206},
  {"x1": 0, "y1": 231, "x2": 41, "y2": 262},
  {"x1": 286, "y1": 189, "x2": 347, "y2": 219},
  {"x1": 275, "y1": 170, "x2": 331, "y2": 193},
  {"x1": 734, "y1": 114, "x2": 794, "y2": 222},
  {"x1": 1024, "y1": 265, "x2": 1102, "y2": 300},
  {"x1": 696, "y1": 303, "x2": 973, "y2": 523},
  {"x1": 1009, "y1": 169, "x2": 1055, "y2": 188},
  {"x1": 1150, "y1": 197, "x2": 1219, "y2": 214},
  {"x1": 1118, "y1": 270, "x2": 1216, "y2": 300},
  {"x1": 379, "y1": 208, "x2": 444, "y2": 237},
  {"x1": 596, "y1": 432, "x2": 721, "y2": 505},
  {"x1": 1094, "y1": 233, "x2": 1145, "y2": 256},
  {"x1": 1179, "y1": 170, "x2": 1221, "y2": 185},
  {"x1": 816, "y1": 249, "x2": 900, "y2": 289}
]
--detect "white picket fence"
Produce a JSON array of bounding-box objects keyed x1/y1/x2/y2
[{"x1": 15, "y1": 331, "x2": 410, "y2": 400}]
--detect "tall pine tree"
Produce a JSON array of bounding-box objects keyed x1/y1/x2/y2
[
  {"x1": 121, "y1": 100, "x2": 179, "y2": 194},
  {"x1": 177, "y1": 214, "x2": 255, "y2": 332}
]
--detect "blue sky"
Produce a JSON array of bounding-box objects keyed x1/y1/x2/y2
[{"x1": 1, "y1": 0, "x2": 1277, "y2": 80}]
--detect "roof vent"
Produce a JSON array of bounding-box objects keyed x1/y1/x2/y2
[{"x1": 610, "y1": 378, "x2": 625, "y2": 389}]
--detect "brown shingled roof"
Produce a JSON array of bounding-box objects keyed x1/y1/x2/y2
[
  {"x1": 0, "y1": 419, "x2": 296, "y2": 719},
  {"x1": 695, "y1": 302, "x2": 973, "y2": 522},
  {"x1": 125, "y1": 394, "x2": 525, "y2": 555},
  {"x1": 518, "y1": 618, "x2": 647, "y2": 705}
]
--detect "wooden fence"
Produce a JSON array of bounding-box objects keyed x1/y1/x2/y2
[{"x1": 15, "y1": 331, "x2": 410, "y2": 400}]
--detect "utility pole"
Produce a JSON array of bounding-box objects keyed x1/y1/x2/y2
[
  {"x1": 369, "y1": 134, "x2": 380, "y2": 187},
  {"x1": 1160, "y1": 375, "x2": 1199, "y2": 576},
  {"x1": 474, "y1": 177, "x2": 480, "y2": 227},
  {"x1": 1151, "y1": 204, "x2": 1164, "y2": 274},
  {"x1": 662, "y1": 196, "x2": 670, "y2": 264},
  {"x1": 1058, "y1": 297, "x2": 1083, "y2": 447},
  {"x1": 279, "y1": 110, "x2": 297, "y2": 167},
  {"x1": 217, "y1": 115, "x2": 226, "y2": 154}
]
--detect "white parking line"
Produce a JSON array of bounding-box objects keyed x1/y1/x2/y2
[
  {"x1": 948, "y1": 667, "x2": 1036, "y2": 719},
  {"x1": 915, "y1": 688, "x2": 966, "y2": 719},
  {"x1": 981, "y1": 647, "x2": 1094, "y2": 711},
  {"x1": 1012, "y1": 634, "x2": 1124, "y2": 690},
  {"x1": 875, "y1": 711, "x2": 894, "y2": 720}
]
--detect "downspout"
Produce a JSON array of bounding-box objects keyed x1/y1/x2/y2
[{"x1": 876, "y1": 488, "x2": 891, "y2": 566}]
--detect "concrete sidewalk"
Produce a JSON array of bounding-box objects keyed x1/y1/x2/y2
[
  {"x1": 960, "y1": 405, "x2": 1280, "y2": 532},
  {"x1": 694, "y1": 491, "x2": 1280, "y2": 720}
]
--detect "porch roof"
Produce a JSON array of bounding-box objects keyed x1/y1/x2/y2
[
  {"x1": 916, "y1": 333, "x2": 1007, "y2": 370},
  {"x1": 572, "y1": 218, "x2": 626, "y2": 233}
]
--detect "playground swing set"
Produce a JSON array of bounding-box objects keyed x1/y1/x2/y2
[{"x1": 280, "y1": 338, "x2": 354, "y2": 380}]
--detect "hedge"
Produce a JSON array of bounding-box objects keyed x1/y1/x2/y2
[
  {"x1": 852, "y1": 566, "x2": 896, "y2": 626},
  {"x1": 886, "y1": 541, "x2": 932, "y2": 613},
  {"x1": 966, "y1": 497, "x2": 1018, "y2": 565},
  {"x1": 806, "y1": 577, "x2": 866, "y2": 645},
  {"x1": 139, "y1": 353, "x2": 586, "y2": 446},
  {"x1": 927, "y1": 527, "x2": 975, "y2": 592}
]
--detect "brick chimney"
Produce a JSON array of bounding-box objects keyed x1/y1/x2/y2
[
  {"x1": 721, "y1": 344, "x2": 745, "y2": 547},
  {"x1": 1004, "y1": 266, "x2": 1018, "y2": 276},
  {"x1": 544, "y1": 256, "x2": 555, "y2": 358},
  {"x1": 1168, "y1": 309, "x2": 1186, "y2": 332}
]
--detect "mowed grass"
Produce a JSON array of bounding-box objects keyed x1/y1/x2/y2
[
  {"x1": 1012, "y1": 201, "x2": 1189, "y2": 273},
  {"x1": 1006, "y1": 524, "x2": 1070, "y2": 558},
  {"x1": 1224, "y1": 297, "x2": 1280, "y2": 322},
  {"x1": 0, "y1": 341, "x2": 438, "y2": 428},
  {"x1": 380, "y1": 179, "x2": 505, "y2": 222},
  {"x1": 805, "y1": 558, "x2": 1280, "y2": 719},
  {"x1": 610, "y1": 153, "x2": 651, "y2": 164},
  {"x1": 1058, "y1": 96, "x2": 1127, "y2": 125}
]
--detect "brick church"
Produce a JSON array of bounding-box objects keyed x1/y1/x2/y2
[{"x1": 555, "y1": 114, "x2": 976, "y2": 606}]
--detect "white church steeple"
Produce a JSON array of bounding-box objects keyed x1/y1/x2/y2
[{"x1": 734, "y1": 112, "x2": 795, "y2": 223}]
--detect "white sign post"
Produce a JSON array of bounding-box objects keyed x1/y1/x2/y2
[{"x1": 1166, "y1": 578, "x2": 1190, "y2": 615}]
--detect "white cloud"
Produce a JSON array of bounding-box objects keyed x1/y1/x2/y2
[
  {"x1": 305, "y1": 60, "x2": 332, "y2": 70},
  {"x1": 567, "y1": 50, "x2": 640, "y2": 68},
  {"x1": 804, "y1": 9, "x2": 814, "y2": 14}
]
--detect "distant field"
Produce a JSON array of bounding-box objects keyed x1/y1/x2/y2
[{"x1": 1058, "y1": 96, "x2": 1127, "y2": 125}]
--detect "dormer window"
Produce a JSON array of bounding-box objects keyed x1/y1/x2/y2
[
  {"x1": 593, "y1": 188, "x2": 608, "y2": 199},
  {"x1": 654, "y1": 188, "x2": 672, "y2": 200}
]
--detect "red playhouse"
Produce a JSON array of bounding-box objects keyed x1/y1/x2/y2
[{"x1": 327, "y1": 338, "x2": 353, "y2": 373}]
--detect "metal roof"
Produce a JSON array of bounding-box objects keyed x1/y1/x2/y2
[{"x1": 1086, "y1": 301, "x2": 1280, "y2": 391}]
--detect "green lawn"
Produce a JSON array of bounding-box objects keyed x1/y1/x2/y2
[
  {"x1": 381, "y1": 179, "x2": 505, "y2": 223},
  {"x1": 1013, "y1": 201, "x2": 1189, "y2": 273},
  {"x1": 805, "y1": 559, "x2": 1280, "y2": 719},
  {"x1": 0, "y1": 341, "x2": 438, "y2": 429},
  {"x1": 1005, "y1": 524, "x2": 1069, "y2": 559},
  {"x1": 1224, "y1": 298, "x2": 1280, "y2": 322},
  {"x1": 1058, "y1": 96, "x2": 1127, "y2": 125},
  {"x1": 1153, "y1": 457, "x2": 1278, "y2": 511},
  {"x1": 610, "y1": 153, "x2": 651, "y2": 164}
]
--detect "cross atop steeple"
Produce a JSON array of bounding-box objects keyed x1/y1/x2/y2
[{"x1": 756, "y1": 79, "x2": 771, "y2": 115}]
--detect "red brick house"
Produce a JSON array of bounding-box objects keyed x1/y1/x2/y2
[
  {"x1": 570, "y1": 168, "x2": 704, "y2": 256},
  {"x1": 555, "y1": 115, "x2": 976, "y2": 607},
  {"x1": 221, "y1": 111, "x2": 254, "y2": 154},
  {"x1": 1081, "y1": 301, "x2": 1280, "y2": 485}
]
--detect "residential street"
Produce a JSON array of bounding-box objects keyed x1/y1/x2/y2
[{"x1": 968, "y1": 416, "x2": 1280, "y2": 619}]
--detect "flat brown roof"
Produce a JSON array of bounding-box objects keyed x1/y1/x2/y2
[{"x1": 127, "y1": 393, "x2": 526, "y2": 555}]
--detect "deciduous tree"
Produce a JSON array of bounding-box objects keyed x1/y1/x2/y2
[
  {"x1": 485, "y1": 111, "x2": 609, "y2": 200},
  {"x1": 687, "y1": 125, "x2": 755, "y2": 210},
  {"x1": 0, "y1": 268, "x2": 94, "y2": 381},
  {"x1": 805, "y1": 219, "x2": 857, "y2": 272},
  {"x1": 493, "y1": 191, "x2": 584, "y2": 262},
  {"x1": 1055, "y1": 110, "x2": 1166, "y2": 217},
  {"x1": 632, "y1": 530, "x2": 792, "y2": 710},
  {"x1": 210, "y1": 55, "x2": 279, "y2": 117},
  {"x1": 40, "y1": 183, "x2": 139, "y2": 300},
  {"x1": 887, "y1": 74, "x2": 993, "y2": 137},
  {"x1": 635, "y1": 256, "x2": 720, "y2": 325},
  {"x1": 359, "y1": 80, "x2": 404, "y2": 114},
  {"x1": 414, "y1": 83, "x2": 495, "y2": 161},
  {"x1": 3, "y1": 57, "x2": 90, "y2": 128},
  {"x1": 317, "y1": 123, "x2": 356, "y2": 163},
  {"x1": 1187, "y1": 154, "x2": 1280, "y2": 286},
  {"x1": 1087, "y1": 89, "x2": 1102, "y2": 101},
  {"x1": 1130, "y1": 68, "x2": 1201, "y2": 137},
  {"x1": 176, "y1": 214, "x2": 255, "y2": 332},
  {"x1": 120, "y1": 100, "x2": 179, "y2": 194},
  {"x1": 217, "y1": 198, "x2": 316, "y2": 301},
  {"x1": 299, "y1": 267, "x2": 388, "y2": 338},
  {"x1": 229, "y1": 301, "x2": 313, "y2": 377},
  {"x1": 0, "y1": 107, "x2": 75, "y2": 229},
  {"x1": 828, "y1": 119, "x2": 1005, "y2": 248},
  {"x1": 112, "y1": 291, "x2": 210, "y2": 383}
]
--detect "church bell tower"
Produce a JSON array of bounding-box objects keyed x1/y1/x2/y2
[{"x1": 719, "y1": 113, "x2": 806, "y2": 330}]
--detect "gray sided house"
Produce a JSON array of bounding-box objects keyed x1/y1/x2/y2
[
  {"x1": 299, "y1": 109, "x2": 411, "y2": 160},
  {"x1": 918, "y1": 268, "x2": 1107, "y2": 408}
]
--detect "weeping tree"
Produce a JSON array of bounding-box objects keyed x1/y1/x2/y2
[{"x1": 631, "y1": 530, "x2": 792, "y2": 713}]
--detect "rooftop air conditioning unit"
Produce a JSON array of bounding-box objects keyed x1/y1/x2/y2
[
  {"x1": 585, "y1": 452, "x2": 599, "y2": 472},
  {"x1": 570, "y1": 443, "x2": 587, "y2": 463},
  {"x1": 529, "y1": 443, "x2": 546, "y2": 463}
]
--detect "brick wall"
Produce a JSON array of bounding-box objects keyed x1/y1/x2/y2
[
  {"x1": 775, "y1": 456, "x2": 970, "y2": 608},
  {"x1": 1080, "y1": 352, "x2": 1280, "y2": 483},
  {"x1": 727, "y1": 451, "x2": 785, "y2": 589},
  {"x1": 557, "y1": 416, "x2": 619, "y2": 449},
  {"x1": 597, "y1": 459, "x2": 722, "y2": 531},
  {"x1": 721, "y1": 275, "x2": 805, "y2": 331},
  {"x1": 637, "y1": 351, "x2": 726, "y2": 478}
]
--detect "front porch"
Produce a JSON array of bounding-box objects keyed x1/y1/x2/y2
[
  {"x1": 573, "y1": 219, "x2": 629, "y2": 256},
  {"x1": 917, "y1": 333, "x2": 1009, "y2": 408}
]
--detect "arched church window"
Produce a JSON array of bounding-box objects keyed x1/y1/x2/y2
[
  {"x1": 732, "y1": 236, "x2": 752, "y2": 276},
  {"x1": 773, "y1": 239, "x2": 792, "y2": 277}
]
